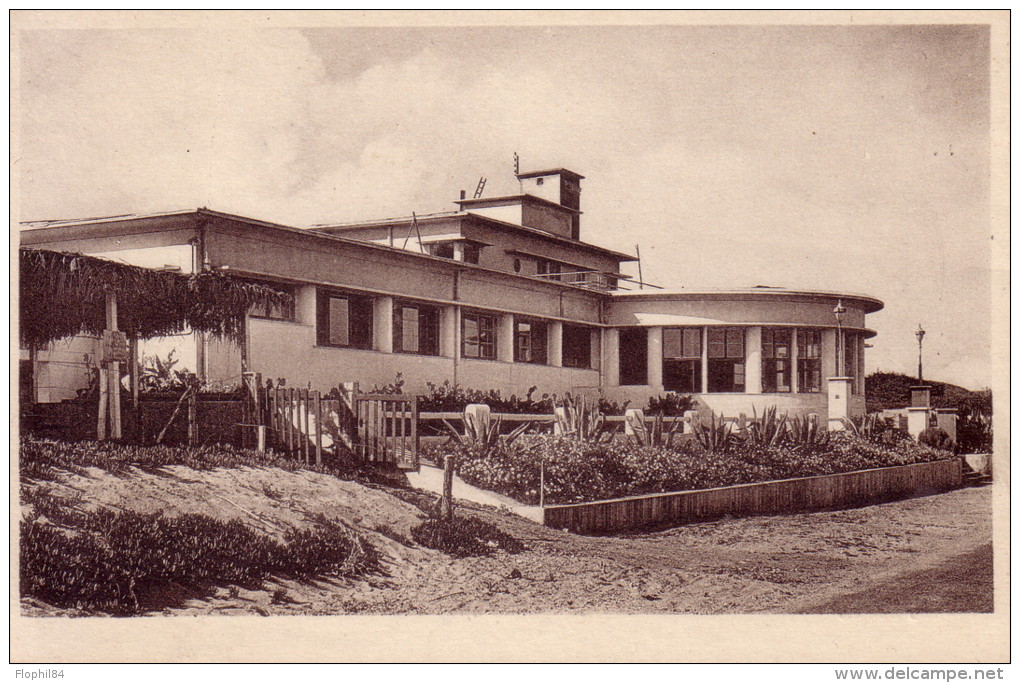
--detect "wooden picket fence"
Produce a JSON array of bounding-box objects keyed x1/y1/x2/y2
[{"x1": 241, "y1": 375, "x2": 419, "y2": 469}]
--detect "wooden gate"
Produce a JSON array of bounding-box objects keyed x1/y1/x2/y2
[
  {"x1": 354, "y1": 393, "x2": 419, "y2": 469},
  {"x1": 243, "y1": 375, "x2": 418, "y2": 469}
]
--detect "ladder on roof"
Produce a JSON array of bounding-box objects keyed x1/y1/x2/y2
[{"x1": 473, "y1": 177, "x2": 487, "y2": 198}]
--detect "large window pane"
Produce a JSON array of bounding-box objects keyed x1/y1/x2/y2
[
  {"x1": 562, "y1": 324, "x2": 592, "y2": 369},
  {"x1": 707, "y1": 327, "x2": 745, "y2": 392},
  {"x1": 317, "y1": 288, "x2": 373, "y2": 349},
  {"x1": 619, "y1": 327, "x2": 648, "y2": 385},
  {"x1": 462, "y1": 312, "x2": 497, "y2": 359},
  {"x1": 515, "y1": 320, "x2": 548, "y2": 364}
]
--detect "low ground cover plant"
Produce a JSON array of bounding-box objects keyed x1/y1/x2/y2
[
  {"x1": 19, "y1": 436, "x2": 382, "y2": 484},
  {"x1": 410, "y1": 514, "x2": 526, "y2": 558},
  {"x1": 21, "y1": 503, "x2": 379, "y2": 614}
]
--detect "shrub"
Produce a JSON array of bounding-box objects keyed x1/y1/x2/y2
[
  {"x1": 554, "y1": 394, "x2": 617, "y2": 443},
  {"x1": 410, "y1": 515, "x2": 525, "y2": 557},
  {"x1": 918, "y1": 427, "x2": 954, "y2": 452},
  {"x1": 645, "y1": 393, "x2": 695, "y2": 416},
  {"x1": 629, "y1": 413, "x2": 683, "y2": 449},
  {"x1": 20, "y1": 506, "x2": 379, "y2": 614}
]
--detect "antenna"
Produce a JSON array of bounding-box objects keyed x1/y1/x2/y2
[
  {"x1": 513, "y1": 152, "x2": 520, "y2": 175},
  {"x1": 635, "y1": 244, "x2": 644, "y2": 290},
  {"x1": 473, "y1": 177, "x2": 487, "y2": 198},
  {"x1": 401, "y1": 212, "x2": 426, "y2": 253}
]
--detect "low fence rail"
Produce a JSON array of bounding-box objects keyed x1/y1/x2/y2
[{"x1": 539, "y1": 458, "x2": 963, "y2": 534}]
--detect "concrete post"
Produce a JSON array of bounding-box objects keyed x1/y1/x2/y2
[
  {"x1": 906, "y1": 407, "x2": 929, "y2": 440},
  {"x1": 682, "y1": 409, "x2": 698, "y2": 434},
  {"x1": 910, "y1": 385, "x2": 932, "y2": 408},
  {"x1": 498, "y1": 314, "x2": 515, "y2": 362},
  {"x1": 624, "y1": 408, "x2": 646, "y2": 437},
  {"x1": 935, "y1": 409, "x2": 958, "y2": 445},
  {"x1": 647, "y1": 326, "x2": 663, "y2": 389},
  {"x1": 745, "y1": 326, "x2": 762, "y2": 394},
  {"x1": 549, "y1": 321, "x2": 563, "y2": 368},
  {"x1": 464, "y1": 403, "x2": 491, "y2": 437},
  {"x1": 374, "y1": 296, "x2": 394, "y2": 353},
  {"x1": 827, "y1": 377, "x2": 852, "y2": 431},
  {"x1": 604, "y1": 328, "x2": 620, "y2": 387}
]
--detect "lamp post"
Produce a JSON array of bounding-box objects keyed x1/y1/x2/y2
[
  {"x1": 833, "y1": 300, "x2": 847, "y2": 376},
  {"x1": 916, "y1": 324, "x2": 926, "y2": 382}
]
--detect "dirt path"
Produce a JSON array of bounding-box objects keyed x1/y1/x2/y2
[{"x1": 157, "y1": 484, "x2": 992, "y2": 616}]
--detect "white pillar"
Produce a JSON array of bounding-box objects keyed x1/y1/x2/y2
[
  {"x1": 440, "y1": 305, "x2": 457, "y2": 358},
  {"x1": 745, "y1": 326, "x2": 762, "y2": 394},
  {"x1": 821, "y1": 329, "x2": 838, "y2": 381},
  {"x1": 624, "y1": 408, "x2": 646, "y2": 436},
  {"x1": 295, "y1": 285, "x2": 316, "y2": 325},
  {"x1": 604, "y1": 328, "x2": 620, "y2": 387},
  {"x1": 498, "y1": 313, "x2": 515, "y2": 362},
  {"x1": 374, "y1": 296, "x2": 394, "y2": 353},
  {"x1": 935, "y1": 409, "x2": 958, "y2": 445},
  {"x1": 827, "y1": 376, "x2": 852, "y2": 430},
  {"x1": 790, "y1": 327, "x2": 799, "y2": 393},
  {"x1": 549, "y1": 321, "x2": 563, "y2": 368},
  {"x1": 453, "y1": 242, "x2": 465, "y2": 262},
  {"x1": 906, "y1": 407, "x2": 929, "y2": 440},
  {"x1": 647, "y1": 326, "x2": 663, "y2": 389}
]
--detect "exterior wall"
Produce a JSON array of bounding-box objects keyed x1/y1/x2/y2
[
  {"x1": 609, "y1": 295, "x2": 870, "y2": 330},
  {"x1": 462, "y1": 219, "x2": 620, "y2": 276},
  {"x1": 520, "y1": 201, "x2": 573, "y2": 238},
  {"x1": 21, "y1": 335, "x2": 100, "y2": 403}
]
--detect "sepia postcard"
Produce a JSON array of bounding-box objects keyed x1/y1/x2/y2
[{"x1": 9, "y1": 10, "x2": 1010, "y2": 664}]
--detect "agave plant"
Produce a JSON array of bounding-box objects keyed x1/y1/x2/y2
[
  {"x1": 691, "y1": 413, "x2": 737, "y2": 453},
  {"x1": 441, "y1": 411, "x2": 530, "y2": 453},
  {"x1": 554, "y1": 394, "x2": 617, "y2": 443},
  {"x1": 744, "y1": 406, "x2": 788, "y2": 449},
  {"x1": 841, "y1": 414, "x2": 885, "y2": 442},
  {"x1": 630, "y1": 413, "x2": 683, "y2": 448},
  {"x1": 786, "y1": 413, "x2": 828, "y2": 447}
]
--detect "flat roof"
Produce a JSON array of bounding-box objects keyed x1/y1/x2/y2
[
  {"x1": 454, "y1": 193, "x2": 581, "y2": 215},
  {"x1": 611, "y1": 287, "x2": 884, "y2": 314},
  {"x1": 516, "y1": 168, "x2": 586, "y2": 180}
]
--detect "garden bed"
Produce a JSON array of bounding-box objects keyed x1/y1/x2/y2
[{"x1": 426, "y1": 430, "x2": 956, "y2": 507}]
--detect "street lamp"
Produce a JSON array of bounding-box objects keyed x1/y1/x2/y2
[
  {"x1": 833, "y1": 300, "x2": 847, "y2": 376},
  {"x1": 916, "y1": 324, "x2": 926, "y2": 382}
]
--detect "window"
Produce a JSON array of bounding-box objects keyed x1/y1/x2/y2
[
  {"x1": 844, "y1": 332, "x2": 859, "y2": 394},
  {"x1": 762, "y1": 328, "x2": 792, "y2": 393},
  {"x1": 462, "y1": 243, "x2": 481, "y2": 265},
  {"x1": 797, "y1": 329, "x2": 822, "y2": 392},
  {"x1": 663, "y1": 327, "x2": 702, "y2": 393},
  {"x1": 562, "y1": 324, "x2": 593, "y2": 369},
  {"x1": 707, "y1": 327, "x2": 745, "y2": 393},
  {"x1": 537, "y1": 259, "x2": 561, "y2": 281},
  {"x1": 515, "y1": 319, "x2": 548, "y2": 364},
  {"x1": 513, "y1": 258, "x2": 522, "y2": 273},
  {"x1": 430, "y1": 243, "x2": 455, "y2": 259},
  {"x1": 248, "y1": 282, "x2": 295, "y2": 321},
  {"x1": 316, "y1": 289, "x2": 373, "y2": 349},
  {"x1": 393, "y1": 301, "x2": 440, "y2": 356},
  {"x1": 619, "y1": 327, "x2": 648, "y2": 385},
  {"x1": 462, "y1": 312, "x2": 497, "y2": 360}
]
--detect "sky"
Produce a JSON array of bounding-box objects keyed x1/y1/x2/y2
[{"x1": 15, "y1": 19, "x2": 996, "y2": 389}]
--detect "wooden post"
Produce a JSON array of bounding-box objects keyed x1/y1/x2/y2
[
  {"x1": 97, "y1": 366, "x2": 108, "y2": 440},
  {"x1": 187, "y1": 391, "x2": 198, "y2": 446},
  {"x1": 129, "y1": 336, "x2": 140, "y2": 442},
  {"x1": 313, "y1": 390, "x2": 323, "y2": 466},
  {"x1": 105, "y1": 293, "x2": 122, "y2": 440},
  {"x1": 301, "y1": 388, "x2": 311, "y2": 464},
  {"x1": 440, "y1": 452, "x2": 456, "y2": 521}
]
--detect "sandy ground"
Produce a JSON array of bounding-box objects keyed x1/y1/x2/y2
[{"x1": 20, "y1": 466, "x2": 993, "y2": 616}]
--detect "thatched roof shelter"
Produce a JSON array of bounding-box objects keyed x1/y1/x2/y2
[{"x1": 19, "y1": 247, "x2": 290, "y2": 348}]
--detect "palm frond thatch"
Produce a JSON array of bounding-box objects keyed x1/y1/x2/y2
[{"x1": 19, "y1": 248, "x2": 291, "y2": 347}]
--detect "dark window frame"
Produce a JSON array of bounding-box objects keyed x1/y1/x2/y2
[
  {"x1": 707, "y1": 327, "x2": 746, "y2": 393},
  {"x1": 247, "y1": 281, "x2": 297, "y2": 322},
  {"x1": 562, "y1": 323, "x2": 594, "y2": 369},
  {"x1": 461, "y1": 311, "x2": 498, "y2": 360},
  {"x1": 662, "y1": 327, "x2": 703, "y2": 393},
  {"x1": 762, "y1": 328, "x2": 793, "y2": 393},
  {"x1": 514, "y1": 318, "x2": 548, "y2": 365},
  {"x1": 316, "y1": 288, "x2": 374, "y2": 350},
  {"x1": 796, "y1": 328, "x2": 823, "y2": 393},
  {"x1": 393, "y1": 300, "x2": 440, "y2": 356}
]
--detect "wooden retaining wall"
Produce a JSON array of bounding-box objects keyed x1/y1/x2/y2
[{"x1": 541, "y1": 458, "x2": 963, "y2": 534}]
